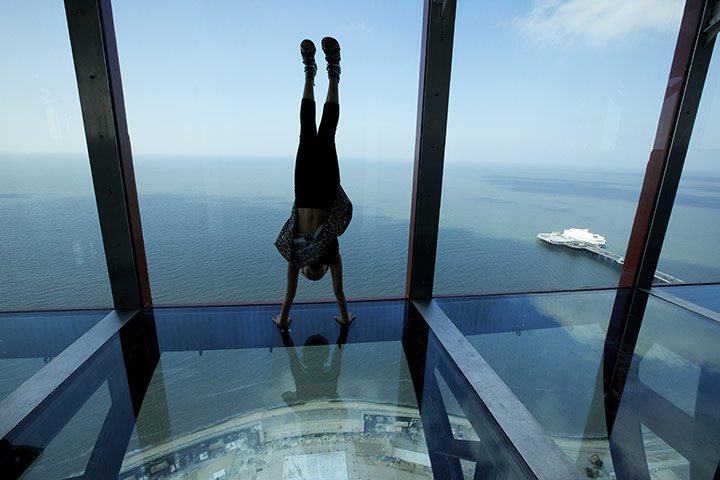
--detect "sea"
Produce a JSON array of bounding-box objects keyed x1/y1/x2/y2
[
  {"x1": 2, "y1": 153, "x2": 719, "y2": 310},
  {"x1": 2, "y1": 153, "x2": 719, "y2": 478}
]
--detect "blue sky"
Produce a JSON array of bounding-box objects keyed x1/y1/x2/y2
[{"x1": 1, "y1": 0, "x2": 716, "y2": 171}]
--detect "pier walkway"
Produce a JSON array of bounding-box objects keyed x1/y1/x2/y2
[
  {"x1": 538, "y1": 236, "x2": 682, "y2": 284},
  {"x1": 582, "y1": 245, "x2": 682, "y2": 284},
  {"x1": 585, "y1": 245, "x2": 625, "y2": 264}
]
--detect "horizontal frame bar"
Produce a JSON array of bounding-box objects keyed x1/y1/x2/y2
[
  {"x1": 433, "y1": 285, "x2": 621, "y2": 299},
  {"x1": 647, "y1": 287, "x2": 720, "y2": 324},
  {"x1": 150, "y1": 295, "x2": 408, "y2": 309}
]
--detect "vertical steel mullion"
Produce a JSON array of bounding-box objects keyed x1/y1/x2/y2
[
  {"x1": 406, "y1": 0, "x2": 457, "y2": 299},
  {"x1": 65, "y1": 0, "x2": 151, "y2": 308},
  {"x1": 605, "y1": 0, "x2": 717, "y2": 437},
  {"x1": 620, "y1": 0, "x2": 716, "y2": 289}
]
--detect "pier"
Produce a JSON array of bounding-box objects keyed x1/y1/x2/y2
[{"x1": 537, "y1": 232, "x2": 682, "y2": 284}]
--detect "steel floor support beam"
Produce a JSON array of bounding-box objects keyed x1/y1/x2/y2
[
  {"x1": 83, "y1": 311, "x2": 161, "y2": 478},
  {"x1": 403, "y1": 304, "x2": 464, "y2": 479},
  {"x1": 421, "y1": 355, "x2": 465, "y2": 479},
  {"x1": 0, "y1": 310, "x2": 138, "y2": 441},
  {"x1": 81, "y1": 367, "x2": 138, "y2": 479},
  {"x1": 690, "y1": 368, "x2": 720, "y2": 478},
  {"x1": 434, "y1": 353, "x2": 519, "y2": 477},
  {"x1": 0, "y1": 316, "x2": 134, "y2": 479},
  {"x1": 413, "y1": 299, "x2": 585, "y2": 479}
]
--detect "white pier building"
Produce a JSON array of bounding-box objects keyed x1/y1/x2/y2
[{"x1": 537, "y1": 228, "x2": 682, "y2": 284}]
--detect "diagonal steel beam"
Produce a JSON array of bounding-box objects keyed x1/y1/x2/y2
[
  {"x1": 83, "y1": 311, "x2": 161, "y2": 479},
  {"x1": 606, "y1": 0, "x2": 718, "y2": 438},
  {"x1": 0, "y1": 309, "x2": 138, "y2": 441},
  {"x1": 620, "y1": 0, "x2": 717, "y2": 290},
  {"x1": 0, "y1": 310, "x2": 139, "y2": 479}
]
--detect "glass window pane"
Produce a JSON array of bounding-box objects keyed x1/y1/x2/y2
[
  {"x1": 658, "y1": 51, "x2": 720, "y2": 284},
  {"x1": 0, "y1": 1, "x2": 112, "y2": 309},
  {"x1": 112, "y1": 1, "x2": 421, "y2": 304},
  {"x1": 435, "y1": 1, "x2": 684, "y2": 294}
]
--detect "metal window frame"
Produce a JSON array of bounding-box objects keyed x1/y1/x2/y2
[
  {"x1": 604, "y1": 0, "x2": 717, "y2": 436},
  {"x1": 59, "y1": 0, "x2": 718, "y2": 305},
  {"x1": 64, "y1": 0, "x2": 151, "y2": 309},
  {"x1": 406, "y1": 0, "x2": 456, "y2": 299},
  {"x1": 620, "y1": 0, "x2": 717, "y2": 290}
]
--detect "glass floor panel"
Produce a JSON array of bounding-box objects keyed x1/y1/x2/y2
[
  {"x1": 5, "y1": 331, "x2": 127, "y2": 480},
  {"x1": 121, "y1": 302, "x2": 427, "y2": 480},
  {"x1": 11, "y1": 295, "x2": 712, "y2": 479},
  {"x1": 4, "y1": 301, "x2": 539, "y2": 480},
  {"x1": 436, "y1": 291, "x2": 615, "y2": 474},
  {"x1": 0, "y1": 309, "x2": 110, "y2": 402},
  {"x1": 436, "y1": 290, "x2": 720, "y2": 479},
  {"x1": 609, "y1": 293, "x2": 720, "y2": 479}
]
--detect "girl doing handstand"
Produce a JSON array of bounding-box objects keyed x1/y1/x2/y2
[{"x1": 273, "y1": 37, "x2": 354, "y2": 328}]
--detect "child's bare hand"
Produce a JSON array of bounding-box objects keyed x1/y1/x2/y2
[
  {"x1": 272, "y1": 315, "x2": 292, "y2": 328},
  {"x1": 334, "y1": 313, "x2": 356, "y2": 326}
]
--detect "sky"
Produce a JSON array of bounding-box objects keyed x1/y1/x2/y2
[{"x1": 1, "y1": 0, "x2": 717, "y2": 171}]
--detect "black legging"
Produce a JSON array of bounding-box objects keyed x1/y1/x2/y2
[{"x1": 294, "y1": 98, "x2": 340, "y2": 210}]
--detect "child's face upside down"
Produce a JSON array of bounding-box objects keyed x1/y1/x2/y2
[{"x1": 302, "y1": 263, "x2": 328, "y2": 281}]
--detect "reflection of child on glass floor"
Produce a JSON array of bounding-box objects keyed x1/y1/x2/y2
[
  {"x1": 274, "y1": 37, "x2": 355, "y2": 329},
  {"x1": 278, "y1": 325, "x2": 350, "y2": 405}
]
